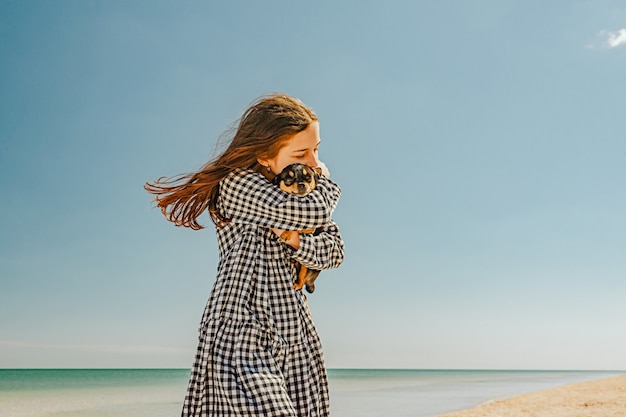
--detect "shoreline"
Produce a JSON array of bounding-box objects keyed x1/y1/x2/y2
[
  {"x1": 1, "y1": 369, "x2": 623, "y2": 417},
  {"x1": 434, "y1": 374, "x2": 626, "y2": 417}
]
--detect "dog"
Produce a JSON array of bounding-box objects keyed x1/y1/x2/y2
[{"x1": 272, "y1": 163, "x2": 323, "y2": 293}]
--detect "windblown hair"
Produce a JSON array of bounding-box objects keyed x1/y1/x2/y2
[{"x1": 145, "y1": 94, "x2": 318, "y2": 230}]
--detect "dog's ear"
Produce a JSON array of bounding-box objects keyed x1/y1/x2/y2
[{"x1": 312, "y1": 167, "x2": 323, "y2": 177}]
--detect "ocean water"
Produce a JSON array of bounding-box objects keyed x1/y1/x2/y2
[{"x1": 0, "y1": 368, "x2": 622, "y2": 417}]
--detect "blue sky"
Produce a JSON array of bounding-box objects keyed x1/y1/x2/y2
[{"x1": 1, "y1": 1, "x2": 625, "y2": 370}]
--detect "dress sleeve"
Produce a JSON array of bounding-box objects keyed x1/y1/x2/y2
[
  {"x1": 290, "y1": 221, "x2": 345, "y2": 271},
  {"x1": 217, "y1": 169, "x2": 342, "y2": 231}
]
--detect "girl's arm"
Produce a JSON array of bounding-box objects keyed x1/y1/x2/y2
[
  {"x1": 289, "y1": 221, "x2": 345, "y2": 271},
  {"x1": 218, "y1": 169, "x2": 341, "y2": 231}
]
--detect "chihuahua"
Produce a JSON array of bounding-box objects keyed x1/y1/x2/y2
[{"x1": 273, "y1": 163, "x2": 323, "y2": 293}]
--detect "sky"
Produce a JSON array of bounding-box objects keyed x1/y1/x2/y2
[{"x1": 1, "y1": 0, "x2": 625, "y2": 371}]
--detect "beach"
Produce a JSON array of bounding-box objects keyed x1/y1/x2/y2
[
  {"x1": 435, "y1": 374, "x2": 626, "y2": 417},
  {"x1": 0, "y1": 369, "x2": 624, "y2": 417}
]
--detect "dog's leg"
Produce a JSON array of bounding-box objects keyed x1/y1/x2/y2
[
  {"x1": 294, "y1": 264, "x2": 307, "y2": 291},
  {"x1": 304, "y1": 269, "x2": 321, "y2": 293},
  {"x1": 295, "y1": 264, "x2": 321, "y2": 293}
]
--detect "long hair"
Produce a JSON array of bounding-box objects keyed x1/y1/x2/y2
[{"x1": 145, "y1": 93, "x2": 318, "y2": 230}]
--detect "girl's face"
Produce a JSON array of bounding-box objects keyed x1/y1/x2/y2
[{"x1": 259, "y1": 122, "x2": 321, "y2": 175}]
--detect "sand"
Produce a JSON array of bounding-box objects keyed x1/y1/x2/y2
[{"x1": 435, "y1": 374, "x2": 626, "y2": 417}]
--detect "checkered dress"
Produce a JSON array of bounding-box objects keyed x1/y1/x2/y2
[{"x1": 182, "y1": 168, "x2": 344, "y2": 417}]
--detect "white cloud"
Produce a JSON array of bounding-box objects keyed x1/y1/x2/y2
[
  {"x1": 587, "y1": 29, "x2": 626, "y2": 49},
  {"x1": 603, "y1": 28, "x2": 626, "y2": 48}
]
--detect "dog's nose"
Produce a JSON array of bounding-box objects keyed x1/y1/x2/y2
[{"x1": 297, "y1": 183, "x2": 307, "y2": 190}]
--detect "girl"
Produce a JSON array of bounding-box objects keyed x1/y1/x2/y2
[{"x1": 145, "y1": 94, "x2": 344, "y2": 417}]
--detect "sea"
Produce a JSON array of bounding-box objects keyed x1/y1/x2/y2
[{"x1": 0, "y1": 368, "x2": 622, "y2": 417}]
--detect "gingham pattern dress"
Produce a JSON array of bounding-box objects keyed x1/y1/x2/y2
[{"x1": 182, "y1": 168, "x2": 344, "y2": 417}]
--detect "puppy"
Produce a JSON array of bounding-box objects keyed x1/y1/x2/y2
[
  {"x1": 273, "y1": 163, "x2": 320, "y2": 197},
  {"x1": 273, "y1": 163, "x2": 323, "y2": 293}
]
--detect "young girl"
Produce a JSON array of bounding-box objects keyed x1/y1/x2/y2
[{"x1": 145, "y1": 94, "x2": 344, "y2": 417}]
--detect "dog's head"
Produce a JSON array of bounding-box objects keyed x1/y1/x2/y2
[{"x1": 273, "y1": 163, "x2": 321, "y2": 197}]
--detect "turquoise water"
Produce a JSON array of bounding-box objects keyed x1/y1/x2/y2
[
  {"x1": 0, "y1": 369, "x2": 189, "y2": 417},
  {"x1": 0, "y1": 369, "x2": 622, "y2": 417}
]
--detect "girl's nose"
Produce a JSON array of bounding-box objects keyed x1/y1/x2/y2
[{"x1": 303, "y1": 153, "x2": 319, "y2": 168}]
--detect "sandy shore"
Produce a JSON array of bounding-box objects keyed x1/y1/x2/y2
[{"x1": 435, "y1": 374, "x2": 626, "y2": 417}]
